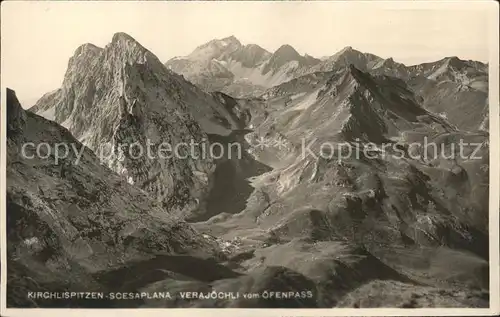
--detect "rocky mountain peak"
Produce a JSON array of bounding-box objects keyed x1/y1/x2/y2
[
  {"x1": 9, "y1": 30, "x2": 492, "y2": 309},
  {"x1": 73, "y1": 43, "x2": 103, "y2": 57},
  {"x1": 65, "y1": 32, "x2": 163, "y2": 83},
  {"x1": 111, "y1": 31, "x2": 138, "y2": 44},
  {"x1": 312, "y1": 46, "x2": 381, "y2": 72},
  {"x1": 331, "y1": 46, "x2": 362, "y2": 60},
  {"x1": 188, "y1": 36, "x2": 242, "y2": 61},
  {"x1": 261, "y1": 44, "x2": 307, "y2": 75},
  {"x1": 226, "y1": 43, "x2": 271, "y2": 69},
  {"x1": 445, "y1": 56, "x2": 468, "y2": 69},
  {"x1": 385, "y1": 57, "x2": 395, "y2": 64},
  {"x1": 241, "y1": 43, "x2": 270, "y2": 58},
  {"x1": 6, "y1": 88, "x2": 27, "y2": 135},
  {"x1": 374, "y1": 57, "x2": 397, "y2": 69},
  {"x1": 331, "y1": 46, "x2": 357, "y2": 58},
  {"x1": 220, "y1": 35, "x2": 241, "y2": 46},
  {"x1": 67, "y1": 43, "x2": 103, "y2": 70},
  {"x1": 273, "y1": 44, "x2": 302, "y2": 60},
  {"x1": 340, "y1": 64, "x2": 373, "y2": 91},
  {"x1": 106, "y1": 32, "x2": 163, "y2": 67},
  {"x1": 30, "y1": 33, "x2": 245, "y2": 218},
  {"x1": 245, "y1": 43, "x2": 264, "y2": 50}
]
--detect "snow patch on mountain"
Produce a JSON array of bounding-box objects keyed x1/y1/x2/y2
[{"x1": 287, "y1": 89, "x2": 321, "y2": 111}]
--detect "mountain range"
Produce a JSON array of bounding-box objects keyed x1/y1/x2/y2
[
  {"x1": 6, "y1": 33, "x2": 490, "y2": 308},
  {"x1": 165, "y1": 36, "x2": 489, "y2": 132}
]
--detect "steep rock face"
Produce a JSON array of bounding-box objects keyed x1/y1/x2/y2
[
  {"x1": 261, "y1": 44, "x2": 319, "y2": 75},
  {"x1": 6, "y1": 89, "x2": 28, "y2": 135},
  {"x1": 6, "y1": 89, "x2": 222, "y2": 307},
  {"x1": 31, "y1": 33, "x2": 243, "y2": 218}
]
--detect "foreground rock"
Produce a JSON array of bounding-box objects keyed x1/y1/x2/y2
[{"x1": 6, "y1": 88, "x2": 223, "y2": 307}]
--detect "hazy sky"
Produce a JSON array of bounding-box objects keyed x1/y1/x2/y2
[{"x1": 1, "y1": 1, "x2": 496, "y2": 107}]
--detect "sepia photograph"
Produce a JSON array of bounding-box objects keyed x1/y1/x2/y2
[{"x1": 1, "y1": 1, "x2": 499, "y2": 316}]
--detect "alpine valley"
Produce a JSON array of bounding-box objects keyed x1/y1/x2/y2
[{"x1": 6, "y1": 34, "x2": 490, "y2": 308}]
